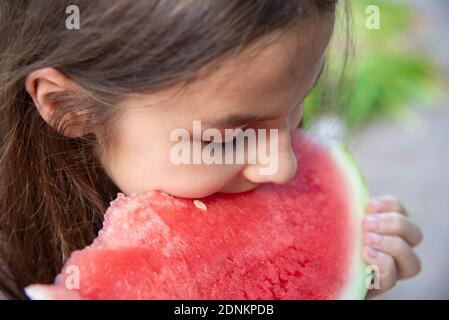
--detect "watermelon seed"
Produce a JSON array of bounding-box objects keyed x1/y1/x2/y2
[{"x1": 193, "y1": 199, "x2": 207, "y2": 211}]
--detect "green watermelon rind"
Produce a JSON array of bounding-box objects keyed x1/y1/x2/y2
[{"x1": 329, "y1": 142, "x2": 369, "y2": 300}]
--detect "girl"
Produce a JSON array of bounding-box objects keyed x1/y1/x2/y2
[{"x1": 0, "y1": 0, "x2": 422, "y2": 299}]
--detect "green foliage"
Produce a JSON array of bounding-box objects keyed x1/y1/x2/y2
[{"x1": 303, "y1": 0, "x2": 442, "y2": 129}]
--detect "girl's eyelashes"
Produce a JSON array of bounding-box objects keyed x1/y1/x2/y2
[
  {"x1": 201, "y1": 136, "x2": 238, "y2": 150},
  {"x1": 200, "y1": 127, "x2": 246, "y2": 151}
]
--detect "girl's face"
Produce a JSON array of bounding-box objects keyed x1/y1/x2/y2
[{"x1": 99, "y1": 12, "x2": 333, "y2": 198}]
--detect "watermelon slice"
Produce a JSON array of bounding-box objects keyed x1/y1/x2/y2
[{"x1": 24, "y1": 130, "x2": 369, "y2": 300}]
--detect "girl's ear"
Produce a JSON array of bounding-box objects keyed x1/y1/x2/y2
[{"x1": 25, "y1": 67, "x2": 91, "y2": 137}]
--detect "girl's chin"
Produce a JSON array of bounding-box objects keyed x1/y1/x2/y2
[{"x1": 136, "y1": 180, "x2": 260, "y2": 199}]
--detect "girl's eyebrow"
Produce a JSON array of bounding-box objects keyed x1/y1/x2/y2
[
  {"x1": 206, "y1": 61, "x2": 326, "y2": 128},
  {"x1": 204, "y1": 114, "x2": 261, "y2": 128},
  {"x1": 314, "y1": 61, "x2": 325, "y2": 88},
  {"x1": 304, "y1": 59, "x2": 326, "y2": 98}
]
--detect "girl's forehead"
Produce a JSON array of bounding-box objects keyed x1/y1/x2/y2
[
  {"x1": 119, "y1": 13, "x2": 333, "y2": 124},
  {"x1": 196, "y1": 16, "x2": 332, "y2": 96},
  {"x1": 186, "y1": 23, "x2": 331, "y2": 120}
]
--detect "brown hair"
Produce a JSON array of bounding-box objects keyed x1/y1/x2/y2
[{"x1": 0, "y1": 0, "x2": 338, "y2": 299}]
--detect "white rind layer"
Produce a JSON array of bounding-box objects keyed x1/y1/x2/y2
[{"x1": 330, "y1": 142, "x2": 369, "y2": 300}]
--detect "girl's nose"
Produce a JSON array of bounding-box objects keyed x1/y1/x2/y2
[{"x1": 241, "y1": 125, "x2": 297, "y2": 185}]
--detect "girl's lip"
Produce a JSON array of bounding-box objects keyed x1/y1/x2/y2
[{"x1": 219, "y1": 180, "x2": 260, "y2": 194}]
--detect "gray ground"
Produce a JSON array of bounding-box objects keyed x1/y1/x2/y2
[{"x1": 347, "y1": 0, "x2": 449, "y2": 299}]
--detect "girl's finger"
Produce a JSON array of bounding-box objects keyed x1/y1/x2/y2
[
  {"x1": 365, "y1": 233, "x2": 422, "y2": 279},
  {"x1": 366, "y1": 195, "x2": 407, "y2": 215},
  {"x1": 363, "y1": 247, "x2": 398, "y2": 297},
  {"x1": 363, "y1": 212, "x2": 423, "y2": 247}
]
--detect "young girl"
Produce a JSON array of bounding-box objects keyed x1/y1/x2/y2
[{"x1": 0, "y1": 0, "x2": 422, "y2": 300}]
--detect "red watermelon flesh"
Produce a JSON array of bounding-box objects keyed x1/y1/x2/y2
[{"x1": 25, "y1": 130, "x2": 368, "y2": 300}]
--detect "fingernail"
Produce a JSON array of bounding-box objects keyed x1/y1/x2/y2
[
  {"x1": 364, "y1": 216, "x2": 380, "y2": 231},
  {"x1": 367, "y1": 233, "x2": 382, "y2": 245},
  {"x1": 368, "y1": 199, "x2": 384, "y2": 213},
  {"x1": 364, "y1": 246, "x2": 378, "y2": 258}
]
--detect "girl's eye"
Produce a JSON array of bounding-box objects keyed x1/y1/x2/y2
[{"x1": 201, "y1": 136, "x2": 238, "y2": 150}]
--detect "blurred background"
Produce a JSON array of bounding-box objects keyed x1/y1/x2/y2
[{"x1": 304, "y1": 0, "x2": 449, "y2": 299}]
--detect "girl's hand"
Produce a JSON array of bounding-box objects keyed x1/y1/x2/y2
[{"x1": 362, "y1": 195, "x2": 423, "y2": 299}]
